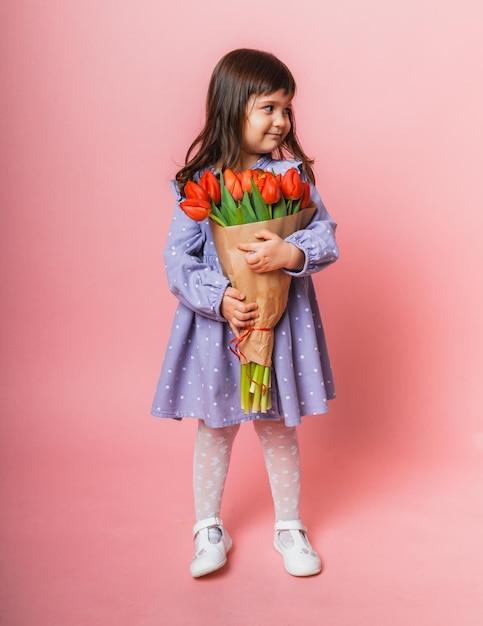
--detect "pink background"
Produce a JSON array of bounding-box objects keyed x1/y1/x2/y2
[{"x1": 1, "y1": 1, "x2": 483, "y2": 624}]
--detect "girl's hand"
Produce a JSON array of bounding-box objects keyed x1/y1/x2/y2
[
  {"x1": 237, "y1": 230, "x2": 305, "y2": 273},
  {"x1": 221, "y1": 286, "x2": 258, "y2": 337}
]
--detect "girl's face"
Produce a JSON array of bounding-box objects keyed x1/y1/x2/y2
[{"x1": 239, "y1": 89, "x2": 293, "y2": 169}]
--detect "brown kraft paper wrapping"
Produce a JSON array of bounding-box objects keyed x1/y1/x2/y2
[{"x1": 210, "y1": 205, "x2": 316, "y2": 367}]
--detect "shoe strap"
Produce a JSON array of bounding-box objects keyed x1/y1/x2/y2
[
  {"x1": 193, "y1": 516, "x2": 223, "y2": 538},
  {"x1": 274, "y1": 519, "x2": 307, "y2": 532}
]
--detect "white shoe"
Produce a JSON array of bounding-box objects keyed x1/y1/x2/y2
[
  {"x1": 190, "y1": 516, "x2": 232, "y2": 578},
  {"x1": 273, "y1": 520, "x2": 322, "y2": 577}
]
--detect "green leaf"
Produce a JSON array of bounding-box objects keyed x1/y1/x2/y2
[
  {"x1": 234, "y1": 205, "x2": 246, "y2": 225},
  {"x1": 209, "y1": 212, "x2": 227, "y2": 227},
  {"x1": 290, "y1": 198, "x2": 302, "y2": 215},
  {"x1": 210, "y1": 201, "x2": 228, "y2": 226},
  {"x1": 250, "y1": 180, "x2": 271, "y2": 221},
  {"x1": 219, "y1": 172, "x2": 238, "y2": 225},
  {"x1": 272, "y1": 195, "x2": 287, "y2": 219},
  {"x1": 239, "y1": 191, "x2": 258, "y2": 223}
]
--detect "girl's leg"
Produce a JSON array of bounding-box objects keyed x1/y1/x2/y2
[
  {"x1": 253, "y1": 419, "x2": 321, "y2": 577},
  {"x1": 190, "y1": 420, "x2": 240, "y2": 578},
  {"x1": 193, "y1": 420, "x2": 240, "y2": 521},
  {"x1": 252, "y1": 419, "x2": 301, "y2": 521}
]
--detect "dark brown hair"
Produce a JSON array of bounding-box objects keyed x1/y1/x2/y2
[{"x1": 176, "y1": 49, "x2": 315, "y2": 191}]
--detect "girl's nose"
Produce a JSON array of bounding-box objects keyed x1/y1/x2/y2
[{"x1": 273, "y1": 112, "x2": 285, "y2": 127}]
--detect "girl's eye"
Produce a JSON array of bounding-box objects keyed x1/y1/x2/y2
[
  {"x1": 261, "y1": 104, "x2": 292, "y2": 116},
  {"x1": 263, "y1": 105, "x2": 291, "y2": 115}
]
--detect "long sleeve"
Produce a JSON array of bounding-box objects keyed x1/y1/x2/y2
[
  {"x1": 163, "y1": 199, "x2": 230, "y2": 321},
  {"x1": 284, "y1": 180, "x2": 339, "y2": 277}
]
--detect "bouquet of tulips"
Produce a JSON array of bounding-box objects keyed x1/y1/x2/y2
[
  {"x1": 180, "y1": 167, "x2": 316, "y2": 414},
  {"x1": 180, "y1": 167, "x2": 311, "y2": 226}
]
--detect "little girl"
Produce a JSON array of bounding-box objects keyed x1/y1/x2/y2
[{"x1": 152, "y1": 48, "x2": 338, "y2": 578}]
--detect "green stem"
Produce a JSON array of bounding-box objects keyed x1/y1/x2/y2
[
  {"x1": 260, "y1": 365, "x2": 271, "y2": 413},
  {"x1": 250, "y1": 363, "x2": 264, "y2": 413},
  {"x1": 240, "y1": 364, "x2": 246, "y2": 412}
]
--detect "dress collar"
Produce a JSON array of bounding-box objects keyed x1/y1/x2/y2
[
  {"x1": 208, "y1": 154, "x2": 273, "y2": 175},
  {"x1": 250, "y1": 154, "x2": 272, "y2": 170}
]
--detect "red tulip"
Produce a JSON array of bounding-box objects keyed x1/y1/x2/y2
[
  {"x1": 199, "y1": 170, "x2": 221, "y2": 204},
  {"x1": 180, "y1": 198, "x2": 212, "y2": 221},
  {"x1": 300, "y1": 182, "x2": 311, "y2": 208},
  {"x1": 281, "y1": 168, "x2": 303, "y2": 200},
  {"x1": 223, "y1": 168, "x2": 244, "y2": 202},
  {"x1": 257, "y1": 171, "x2": 281, "y2": 204},
  {"x1": 184, "y1": 180, "x2": 210, "y2": 202}
]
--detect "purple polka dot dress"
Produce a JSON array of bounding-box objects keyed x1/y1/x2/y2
[{"x1": 151, "y1": 157, "x2": 338, "y2": 428}]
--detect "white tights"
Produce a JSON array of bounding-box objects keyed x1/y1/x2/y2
[{"x1": 193, "y1": 419, "x2": 301, "y2": 523}]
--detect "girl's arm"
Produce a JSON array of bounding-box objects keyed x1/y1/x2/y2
[
  {"x1": 283, "y1": 182, "x2": 339, "y2": 276},
  {"x1": 220, "y1": 286, "x2": 258, "y2": 337},
  {"x1": 237, "y1": 182, "x2": 338, "y2": 276},
  {"x1": 237, "y1": 232, "x2": 305, "y2": 273},
  {"x1": 163, "y1": 204, "x2": 231, "y2": 321},
  {"x1": 164, "y1": 203, "x2": 258, "y2": 327}
]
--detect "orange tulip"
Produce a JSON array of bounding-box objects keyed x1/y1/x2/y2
[
  {"x1": 257, "y1": 171, "x2": 281, "y2": 205},
  {"x1": 281, "y1": 168, "x2": 303, "y2": 200},
  {"x1": 238, "y1": 169, "x2": 254, "y2": 194},
  {"x1": 223, "y1": 168, "x2": 244, "y2": 202},
  {"x1": 199, "y1": 170, "x2": 221, "y2": 204},
  {"x1": 180, "y1": 198, "x2": 212, "y2": 221},
  {"x1": 251, "y1": 169, "x2": 265, "y2": 185},
  {"x1": 300, "y1": 182, "x2": 311, "y2": 208},
  {"x1": 238, "y1": 168, "x2": 267, "y2": 192},
  {"x1": 184, "y1": 180, "x2": 210, "y2": 202}
]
